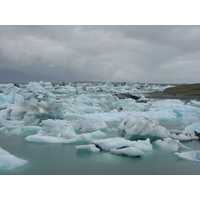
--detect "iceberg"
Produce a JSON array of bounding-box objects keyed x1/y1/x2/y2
[
  {"x1": 75, "y1": 144, "x2": 100, "y2": 152},
  {"x1": 131, "y1": 138, "x2": 153, "y2": 151},
  {"x1": 154, "y1": 138, "x2": 189, "y2": 151},
  {"x1": 26, "y1": 82, "x2": 47, "y2": 93},
  {"x1": 26, "y1": 130, "x2": 107, "y2": 144},
  {"x1": 91, "y1": 137, "x2": 152, "y2": 152},
  {"x1": 92, "y1": 137, "x2": 133, "y2": 151},
  {"x1": 25, "y1": 134, "x2": 77, "y2": 143},
  {"x1": 182, "y1": 122, "x2": 200, "y2": 133},
  {"x1": 76, "y1": 130, "x2": 107, "y2": 142},
  {"x1": 118, "y1": 114, "x2": 170, "y2": 140},
  {"x1": 175, "y1": 151, "x2": 200, "y2": 162},
  {"x1": 0, "y1": 146, "x2": 28, "y2": 170},
  {"x1": 171, "y1": 123, "x2": 200, "y2": 141},
  {"x1": 36, "y1": 119, "x2": 76, "y2": 139},
  {"x1": 110, "y1": 146, "x2": 144, "y2": 157},
  {"x1": 69, "y1": 118, "x2": 107, "y2": 132}
]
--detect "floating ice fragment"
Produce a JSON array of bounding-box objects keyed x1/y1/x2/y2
[
  {"x1": 25, "y1": 134, "x2": 77, "y2": 143},
  {"x1": 37, "y1": 119, "x2": 76, "y2": 139},
  {"x1": 92, "y1": 138, "x2": 133, "y2": 151},
  {"x1": 69, "y1": 118, "x2": 107, "y2": 132},
  {"x1": 118, "y1": 114, "x2": 170, "y2": 140},
  {"x1": 110, "y1": 146, "x2": 144, "y2": 157},
  {"x1": 26, "y1": 82, "x2": 47, "y2": 93},
  {"x1": 172, "y1": 123, "x2": 200, "y2": 141},
  {"x1": 183, "y1": 122, "x2": 200, "y2": 133},
  {"x1": 131, "y1": 138, "x2": 152, "y2": 151},
  {"x1": 175, "y1": 151, "x2": 200, "y2": 162},
  {"x1": 0, "y1": 147, "x2": 28, "y2": 170},
  {"x1": 91, "y1": 137, "x2": 152, "y2": 152},
  {"x1": 154, "y1": 138, "x2": 189, "y2": 151}
]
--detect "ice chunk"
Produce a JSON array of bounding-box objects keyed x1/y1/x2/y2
[
  {"x1": 91, "y1": 137, "x2": 152, "y2": 152},
  {"x1": 90, "y1": 130, "x2": 107, "y2": 139},
  {"x1": 188, "y1": 100, "x2": 200, "y2": 107},
  {"x1": 25, "y1": 134, "x2": 77, "y2": 143},
  {"x1": 181, "y1": 113, "x2": 199, "y2": 126},
  {"x1": 175, "y1": 151, "x2": 200, "y2": 162},
  {"x1": 26, "y1": 82, "x2": 47, "y2": 93},
  {"x1": 0, "y1": 147, "x2": 28, "y2": 170},
  {"x1": 176, "y1": 132, "x2": 199, "y2": 141},
  {"x1": 183, "y1": 122, "x2": 200, "y2": 133},
  {"x1": 39, "y1": 81, "x2": 54, "y2": 91},
  {"x1": 132, "y1": 138, "x2": 153, "y2": 151},
  {"x1": 79, "y1": 109, "x2": 177, "y2": 123},
  {"x1": 76, "y1": 130, "x2": 107, "y2": 142},
  {"x1": 38, "y1": 119, "x2": 76, "y2": 139},
  {"x1": 173, "y1": 123, "x2": 200, "y2": 141},
  {"x1": 0, "y1": 120, "x2": 24, "y2": 136},
  {"x1": 110, "y1": 146, "x2": 144, "y2": 157},
  {"x1": 75, "y1": 144, "x2": 100, "y2": 152},
  {"x1": 154, "y1": 138, "x2": 189, "y2": 151},
  {"x1": 148, "y1": 99, "x2": 200, "y2": 118},
  {"x1": 118, "y1": 114, "x2": 170, "y2": 140},
  {"x1": 0, "y1": 90, "x2": 24, "y2": 105},
  {"x1": 70, "y1": 119, "x2": 107, "y2": 132},
  {"x1": 92, "y1": 138, "x2": 133, "y2": 151}
]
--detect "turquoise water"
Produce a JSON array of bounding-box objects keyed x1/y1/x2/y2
[{"x1": 1, "y1": 133, "x2": 200, "y2": 175}]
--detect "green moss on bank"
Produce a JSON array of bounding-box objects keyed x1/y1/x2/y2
[{"x1": 164, "y1": 84, "x2": 200, "y2": 95}]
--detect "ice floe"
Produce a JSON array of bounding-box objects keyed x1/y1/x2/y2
[
  {"x1": 110, "y1": 146, "x2": 144, "y2": 157},
  {"x1": 118, "y1": 114, "x2": 170, "y2": 140},
  {"x1": 33, "y1": 119, "x2": 76, "y2": 138},
  {"x1": 91, "y1": 137, "x2": 152, "y2": 152},
  {"x1": 0, "y1": 146, "x2": 28, "y2": 170},
  {"x1": 169, "y1": 123, "x2": 200, "y2": 141},
  {"x1": 175, "y1": 151, "x2": 200, "y2": 162},
  {"x1": 25, "y1": 134, "x2": 77, "y2": 143},
  {"x1": 154, "y1": 138, "x2": 189, "y2": 151}
]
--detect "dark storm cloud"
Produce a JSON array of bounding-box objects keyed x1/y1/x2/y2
[{"x1": 0, "y1": 25, "x2": 200, "y2": 83}]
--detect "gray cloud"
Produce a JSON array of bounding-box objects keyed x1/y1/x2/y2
[{"x1": 0, "y1": 25, "x2": 200, "y2": 83}]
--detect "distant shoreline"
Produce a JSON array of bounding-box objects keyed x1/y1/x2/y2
[{"x1": 146, "y1": 91, "x2": 200, "y2": 101}]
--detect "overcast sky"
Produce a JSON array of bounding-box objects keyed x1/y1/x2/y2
[{"x1": 0, "y1": 25, "x2": 200, "y2": 84}]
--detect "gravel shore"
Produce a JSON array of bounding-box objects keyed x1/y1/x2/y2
[{"x1": 146, "y1": 91, "x2": 200, "y2": 101}]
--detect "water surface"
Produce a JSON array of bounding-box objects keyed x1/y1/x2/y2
[{"x1": 1, "y1": 134, "x2": 200, "y2": 175}]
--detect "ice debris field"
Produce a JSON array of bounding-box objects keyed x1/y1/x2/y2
[{"x1": 0, "y1": 81, "x2": 200, "y2": 171}]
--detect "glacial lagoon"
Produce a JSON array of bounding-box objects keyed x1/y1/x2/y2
[{"x1": 1, "y1": 81, "x2": 200, "y2": 175}]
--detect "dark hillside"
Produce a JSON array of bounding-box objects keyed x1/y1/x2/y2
[{"x1": 164, "y1": 84, "x2": 200, "y2": 95}]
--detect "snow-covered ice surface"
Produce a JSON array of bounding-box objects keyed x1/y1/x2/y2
[{"x1": 1, "y1": 81, "x2": 200, "y2": 174}]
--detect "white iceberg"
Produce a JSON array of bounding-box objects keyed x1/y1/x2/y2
[
  {"x1": 76, "y1": 130, "x2": 107, "y2": 142},
  {"x1": 0, "y1": 89, "x2": 24, "y2": 105},
  {"x1": 118, "y1": 114, "x2": 170, "y2": 140},
  {"x1": 91, "y1": 137, "x2": 152, "y2": 152},
  {"x1": 25, "y1": 134, "x2": 77, "y2": 143},
  {"x1": 92, "y1": 137, "x2": 133, "y2": 151},
  {"x1": 75, "y1": 144, "x2": 100, "y2": 152},
  {"x1": 183, "y1": 122, "x2": 200, "y2": 133},
  {"x1": 131, "y1": 138, "x2": 153, "y2": 151},
  {"x1": 110, "y1": 146, "x2": 144, "y2": 157},
  {"x1": 154, "y1": 138, "x2": 189, "y2": 151},
  {"x1": 26, "y1": 82, "x2": 47, "y2": 93},
  {"x1": 175, "y1": 151, "x2": 200, "y2": 162},
  {"x1": 0, "y1": 147, "x2": 28, "y2": 170},
  {"x1": 36, "y1": 119, "x2": 76, "y2": 139},
  {"x1": 171, "y1": 123, "x2": 200, "y2": 141},
  {"x1": 69, "y1": 119, "x2": 107, "y2": 132}
]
